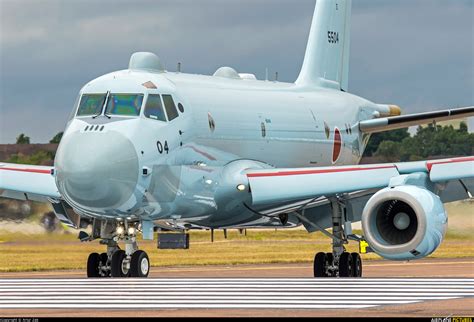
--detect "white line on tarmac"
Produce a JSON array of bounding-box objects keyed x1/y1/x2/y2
[
  {"x1": 0, "y1": 278, "x2": 471, "y2": 310},
  {"x1": 1, "y1": 292, "x2": 472, "y2": 296},
  {"x1": 0, "y1": 304, "x2": 379, "y2": 309},
  {"x1": 0, "y1": 296, "x2": 458, "y2": 300}
]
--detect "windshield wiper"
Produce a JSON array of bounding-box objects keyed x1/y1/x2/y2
[
  {"x1": 103, "y1": 106, "x2": 112, "y2": 119},
  {"x1": 92, "y1": 91, "x2": 110, "y2": 119}
]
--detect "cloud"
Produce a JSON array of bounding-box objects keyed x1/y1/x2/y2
[
  {"x1": 0, "y1": 0, "x2": 472, "y2": 143},
  {"x1": 349, "y1": 0, "x2": 473, "y2": 111}
]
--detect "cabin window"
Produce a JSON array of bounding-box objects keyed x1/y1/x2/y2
[
  {"x1": 144, "y1": 94, "x2": 167, "y2": 121},
  {"x1": 162, "y1": 95, "x2": 179, "y2": 121},
  {"x1": 105, "y1": 94, "x2": 143, "y2": 116},
  {"x1": 76, "y1": 94, "x2": 107, "y2": 116}
]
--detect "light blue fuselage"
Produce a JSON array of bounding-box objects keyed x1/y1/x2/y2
[{"x1": 54, "y1": 70, "x2": 379, "y2": 228}]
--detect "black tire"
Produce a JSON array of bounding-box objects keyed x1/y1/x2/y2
[
  {"x1": 111, "y1": 250, "x2": 129, "y2": 278},
  {"x1": 313, "y1": 252, "x2": 327, "y2": 278},
  {"x1": 325, "y1": 253, "x2": 334, "y2": 277},
  {"x1": 99, "y1": 253, "x2": 110, "y2": 277},
  {"x1": 338, "y1": 252, "x2": 353, "y2": 277},
  {"x1": 130, "y1": 250, "x2": 150, "y2": 278},
  {"x1": 351, "y1": 252, "x2": 362, "y2": 278},
  {"x1": 87, "y1": 253, "x2": 100, "y2": 278}
]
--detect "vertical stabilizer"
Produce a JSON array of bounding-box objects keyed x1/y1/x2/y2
[{"x1": 296, "y1": 0, "x2": 352, "y2": 91}]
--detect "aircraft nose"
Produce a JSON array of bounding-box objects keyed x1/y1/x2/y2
[{"x1": 55, "y1": 130, "x2": 139, "y2": 210}]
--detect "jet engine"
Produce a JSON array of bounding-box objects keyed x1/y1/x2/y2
[{"x1": 361, "y1": 185, "x2": 447, "y2": 260}]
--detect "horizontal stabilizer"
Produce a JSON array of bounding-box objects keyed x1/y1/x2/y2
[{"x1": 359, "y1": 106, "x2": 474, "y2": 134}]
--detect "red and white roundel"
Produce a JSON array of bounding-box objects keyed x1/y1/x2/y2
[{"x1": 332, "y1": 127, "x2": 342, "y2": 163}]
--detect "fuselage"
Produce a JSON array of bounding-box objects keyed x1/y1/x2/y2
[{"x1": 54, "y1": 69, "x2": 381, "y2": 228}]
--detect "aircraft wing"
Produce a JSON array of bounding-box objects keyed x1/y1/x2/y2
[
  {"x1": 359, "y1": 106, "x2": 474, "y2": 133},
  {"x1": 0, "y1": 163, "x2": 60, "y2": 202},
  {"x1": 246, "y1": 156, "x2": 474, "y2": 206}
]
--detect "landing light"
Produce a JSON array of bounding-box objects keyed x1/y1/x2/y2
[
  {"x1": 128, "y1": 227, "x2": 136, "y2": 235},
  {"x1": 116, "y1": 226, "x2": 124, "y2": 235},
  {"x1": 237, "y1": 184, "x2": 246, "y2": 192}
]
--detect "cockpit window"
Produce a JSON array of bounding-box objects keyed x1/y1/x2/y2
[
  {"x1": 162, "y1": 95, "x2": 179, "y2": 121},
  {"x1": 144, "y1": 95, "x2": 167, "y2": 121},
  {"x1": 105, "y1": 94, "x2": 144, "y2": 116},
  {"x1": 76, "y1": 94, "x2": 106, "y2": 116}
]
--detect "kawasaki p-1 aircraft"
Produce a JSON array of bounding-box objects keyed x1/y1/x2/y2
[{"x1": 1, "y1": 0, "x2": 473, "y2": 278}]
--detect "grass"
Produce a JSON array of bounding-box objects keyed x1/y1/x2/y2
[
  {"x1": 0, "y1": 200, "x2": 472, "y2": 272},
  {"x1": 0, "y1": 227, "x2": 472, "y2": 273}
]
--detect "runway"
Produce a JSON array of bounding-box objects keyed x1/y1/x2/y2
[
  {"x1": 0, "y1": 278, "x2": 472, "y2": 310},
  {"x1": 0, "y1": 258, "x2": 473, "y2": 317}
]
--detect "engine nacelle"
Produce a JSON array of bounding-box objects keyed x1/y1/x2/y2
[{"x1": 361, "y1": 185, "x2": 447, "y2": 260}]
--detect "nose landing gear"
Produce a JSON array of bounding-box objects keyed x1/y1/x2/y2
[
  {"x1": 86, "y1": 222, "x2": 150, "y2": 278},
  {"x1": 130, "y1": 250, "x2": 150, "y2": 278}
]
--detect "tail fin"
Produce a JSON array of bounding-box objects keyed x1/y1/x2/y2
[{"x1": 296, "y1": 0, "x2": 352, "y2": 92}]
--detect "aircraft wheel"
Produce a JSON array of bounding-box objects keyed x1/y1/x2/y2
[
  {"x1": 338, "y1": 252, "x2": 353, "y2": 277},
  {"x1": 87, "y1": 253, "x2": 100, "y2": 278},
  {"x1": 111, "y1": 250, "x2": 130, "y2": 278},
  {"x1": 99, "y1": 252, "x2": 110, "y2": 277},
  {"x1": 351, "y1": 252, "x2": 362, "y2": 277},
  {"x1": 325, "y1": 253, "x2": 334, "y2": 277},
  {"x1": 313, "y1": 252, "x2": 327, "y2": 277},
  {"x1": 130, "y1": 250, "x2": 150, "y2": 278}
]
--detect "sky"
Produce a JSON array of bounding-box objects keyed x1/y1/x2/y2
[{"x1": 0, "y1": 0, "x2": 473, "y2": 143}]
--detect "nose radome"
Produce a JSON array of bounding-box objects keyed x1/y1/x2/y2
[{"x1": 55, "y1": 131, "x2": 139, "y2": 210}]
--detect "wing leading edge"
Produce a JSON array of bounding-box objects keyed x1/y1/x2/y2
[
  {"x1": 246, "y1": 157, "x2": 474, "y2": 206},
  {"x1": 0, "y1": 163, "x2": 60, "y2": 202}
]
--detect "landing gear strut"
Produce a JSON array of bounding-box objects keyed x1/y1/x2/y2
[
  {"x1": 86, "y1": 222, "x2": 150, "y2": 278},
  {"x1": 313, "y1": 197, "x2": 363, "y2": 278}
]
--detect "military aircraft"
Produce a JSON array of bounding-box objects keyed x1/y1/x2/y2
[{"x1": 1, "y1": 0, "x2": 473, "y2": 278}]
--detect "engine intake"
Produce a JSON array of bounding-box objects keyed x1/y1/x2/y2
[
  {"x1": 375, "y1": 200, "x2": 418, "y2": 245},
  {"x1": 362, "y1": 185, "x2": 447, "y2": 260}
]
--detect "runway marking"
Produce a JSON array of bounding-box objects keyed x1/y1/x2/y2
[{"x1": 0, "y1": 278, "x2": 472, "y2": 310}]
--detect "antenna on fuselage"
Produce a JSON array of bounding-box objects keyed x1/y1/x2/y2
[
  {"x1": 275, "y1": 72, "x2": 279, "y2": 82},
  {"x1": 177, "y1": 62, "x2": 182, "y2": 73}
]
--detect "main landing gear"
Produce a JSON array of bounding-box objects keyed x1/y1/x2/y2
[
  {"x1": 86, "y1": 222, "x2": 150, "y2": 278},
  {"x1": 314, "y1": 251, "x2": 362, "y2": 278},
  {"x1": 313, "y1": 197, "x2": 363, "y2": 278}
]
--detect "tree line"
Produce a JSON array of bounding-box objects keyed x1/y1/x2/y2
[
  {"x1": 365, "y1": 122, "x2": 473, "y2": 162},
  {"x1": 15, "y1": 132, "x2": 63, "y2": 145},
  {"x1": 6, "y1": 132, "x2": 63, "y2": 165}
]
